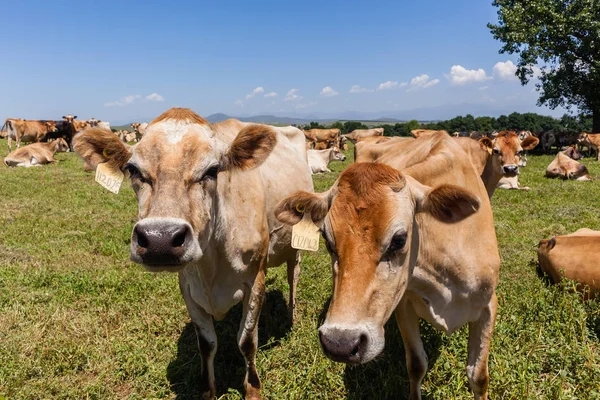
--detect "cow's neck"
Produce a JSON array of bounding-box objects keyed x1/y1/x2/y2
[{"x1": 481, "y1": 158, "x2": 501, "y2": 198}]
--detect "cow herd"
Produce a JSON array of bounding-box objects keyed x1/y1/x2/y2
[{"x1": 1, "y1": 108, "x2": 599, "y2": 399}]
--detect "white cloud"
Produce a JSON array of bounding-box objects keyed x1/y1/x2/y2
[
  {"x1": 234, "y1": 99, "x2": 244, "y2": 107},
  {"x1": 284, "y1": 89, "x2": 302, "y2": 102},
  {"x1": 493, "y1": 61, "x2": 518, "y2": 81},
  {"x1": 446, "y1": 65, "x2": 492, "y2": 85},
  {"x1": 377, "y1": 80, "x2": 399, "y2": 91},
  {"x1": 349, "y1": 85, "x2": 373, "y2": 93},
  {"x1": 296, "y1": 101, "x2": 317, "y2": 109},
  {"x1": 145, "y1": 93, "x2": 165, "y2": 102},
  {"x1": 479, "y1": 86, "x2": 489, "y2": 90},
  {"x1": 264, "y1": 92, "x2": 278, "y2": 97},
  {"x1": 245, "y1": 86, "x2": 265, "y2": 100},
  {"x1": 104, "y1": 94, "x2": 141, "y2": 107},
  {"x1": 320, "y1": 86, "x2": 339, "y2": 97},
  {"x1": 408, "y1": 74, "x2": 440, "y2": 91}
]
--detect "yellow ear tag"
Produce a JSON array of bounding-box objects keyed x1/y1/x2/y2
[
  {"x1": 291, "y1": 211, "x2": 320, "y2": 252},
  {"x1": 487, "y1": 147, "x2": 493, "y2": 155},
  {"x1": 95, "y1": 162, "x2": 124, "y2": 194}
]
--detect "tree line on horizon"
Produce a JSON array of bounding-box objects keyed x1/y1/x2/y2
[{"x1": 303, "y1": 112, "x2": 593, "y2": 137}]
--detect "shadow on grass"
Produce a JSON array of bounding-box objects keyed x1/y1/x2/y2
[
  {"x1": 166, "y1": 289, "x2": 290, "y2": 399},
  {"x1": 317, "y1": 297, "x2": 444, "y2": 399},
  {"x1": 343, "y1": 319, "x2": 444, "y2": 400}
]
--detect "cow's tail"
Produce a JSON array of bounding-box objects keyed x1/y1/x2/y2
[{"x1": 1, "y1": 119, "x2": 10, "y2": 133}]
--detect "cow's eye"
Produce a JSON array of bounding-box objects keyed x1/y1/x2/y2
[
  {"x1": 388, "y1": 232, "x2": 407, "y2": 253},
  {"x1": 125, "y1": 164, "x2": 150, "y2": 184},
  {"x1": 493, "y1": 148, "x2": 501, "y2": 154},
  {"x1": 202, "y1": 165, "x2": 219, "y2": 181}
]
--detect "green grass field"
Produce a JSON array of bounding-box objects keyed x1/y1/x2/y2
[{"x1": 1, "y1": 141, "x2": 599, "y2": 399}]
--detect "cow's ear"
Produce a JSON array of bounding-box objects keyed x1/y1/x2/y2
[
  {"x1": 409, "y1": 177, "x2": 479, "y2": 223},
  {"x1": 62, "y1": 116, "x2": 67, "y2": 120},
  {"x1": 222, "y1": 124, "x2": 277, "y2": 171},
  {"x1": 275, "y1": 190, "x2": 332, "y2": 225},
  {"x1": 479, "y1": 137, "x2": 493, "y2": 153},
  {"x1": 73, "y1": 127, "x2": 132, "y2": 171},
  {"x1": 73, "y1": 115, "x2": 78, "y2": 119},
  {"x1": 521, "y1": 136, "x2": 539, "y2": 150}
]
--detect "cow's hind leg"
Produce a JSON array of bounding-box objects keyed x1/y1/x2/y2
[
  {"x1": 238, "y1": 265, "x2": 266, "y2": 399},
  {"x1": 179, "y1": 275, "x2": 217, "y2": 399},
  {"x1": 286, "y1": 251, "x2": 301, "y2": 325},
  {"x1": 467, "y1": 293, "x2": 497, "y2": 400},
  {"x1": 395, "y1": 299, "x2": 427, "y2": 400}
]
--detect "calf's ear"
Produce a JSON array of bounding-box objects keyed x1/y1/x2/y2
[
  {"x1": 409, "y1": 176, "x2": 479, "y2": 223},
  {"x1": 73, "y1": 127, "x2": 132, "y2": 171},
  {"x1": 521, "y1": 136, "x2": 539, "y2": 150},
  {"x1": 275, "y1": 190, "x2": 332, "y2": 225},
  {"x1": 223, "y1": 124, "x2": 277, "y2": 170}
]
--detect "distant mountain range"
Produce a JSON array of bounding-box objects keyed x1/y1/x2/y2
[{"x1": 204, "y1": 113, "x2": 406, "y2": 125}]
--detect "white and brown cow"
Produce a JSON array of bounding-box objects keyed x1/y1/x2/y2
[
  {"x1": 276, "y1": 132, "x2": 499, "y2": 399},
  {"x1": 4, "y1": 119, "x2": 59, "y2": 151},
  {"x1": 307, "y1": 146, "x2": 346, "y2": 174},
  {"x1": 74, "y1": 108, "x2": 312, "y2": 399},
  {"x1": 577, "y1": 133, "x2": 600, "y2": 160},
  {"x1": 131, "y1": 122, "x2": 149, "y2": 141},
  {"x1": 545, "y1": 151, "x2": 591, "y2": 181},
  {"x1": 538, "y1": 228, "x2": 600, "y2": 299},
  {"x1": 4, "y1": 138, "x2": 69, "y2": 167}
]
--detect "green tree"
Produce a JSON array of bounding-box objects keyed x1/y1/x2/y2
[
  {"x1": 489, "y1": 0, "x2": 600, "y2": 132},
  {"x1": 342, "y1": 121, "x2": 368, "y2": 134}
]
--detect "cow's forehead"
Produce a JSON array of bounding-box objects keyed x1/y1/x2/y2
[{"x1": 132, "y1": 121, "x2": 216, "y2": 167}]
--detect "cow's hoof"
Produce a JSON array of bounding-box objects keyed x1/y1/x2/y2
[
  {"x1": 245, "y1": 387, "x2": 262, "y2": 400},
  {"x1": 201, "y1": 390, "x2": 215, "y2": 400}
]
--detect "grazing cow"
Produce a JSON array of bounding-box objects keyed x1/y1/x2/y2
[
  {"x1": 577, "y1": 133, "x2": 600, "y2": 160},
  {"x1": 73, "y1": 108, "x2": 312, "y2": 399},
  {"x1": 410, "y1": 129, "x2": 447, "y2": 138},
  {"x1": 276, "y1": 132, "x2": 499, "y2": 400},
  {"x1": 545, "y1": 151, "x2": 591, "y2": 181},
  {"x1": 456, "y1": 131, "x2": 539, "y2": 197},
  {"x1": 4, "y1": 119, "x2": 58, "y2": 151},
  {"x1": 4, "y1": 138, "x2": 69, "y2": 167},
  {"x1": 303, "y1": 128, "x2": 340, "y2": 145},
  {"x1": 307, "y1": 146, "x2": 346, "y2": 173},
  {"x1": 342, "y1": 128, "x2": 384, "y2": 144},
  {"x1": 131, "y1": 122, "x2": 149, "y2": 141},
  {"x1": 538, "y1": 229, "x2": 600, "y2": 299}
]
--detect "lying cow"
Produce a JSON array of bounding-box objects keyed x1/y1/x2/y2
[
  {"x1": 74, "y1": 108, "x2": 312, "y2": 399},
  {"x1": 342, "y1": 128, "x2": 384, "y2": 144},
  {"x1": 538, "y1": 229, "x2": 600, "y2": 299},
  {"x1": 4, "y1": 119, "x2": 58, "y2": 151},
  {"x1": 545, "y1": 151, "x2": 591, "y2": 181},
  {"x1": 307, "y1": 146, "x2": 346, "y2": 173},
  {"x1": 276, "y1": 132, "x2": 499, "y2": 399},
  {"x1": 4, "y1": 138, "x2": 69, "y2": 167}
]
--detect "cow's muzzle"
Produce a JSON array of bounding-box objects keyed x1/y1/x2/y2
[
  {"x1": 318, "y1": 326, "x2": 369, "y2": 364},
  {"x1": 130, "y1": 218, "x2": 200, "y2": 269},
  {"x1": 502, "y1": 164, "x2": 519, "y2": 177}
]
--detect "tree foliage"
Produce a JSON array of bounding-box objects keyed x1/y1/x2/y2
[{"x1": 488, "y1": 0, "x2": 600, "y2": 131}]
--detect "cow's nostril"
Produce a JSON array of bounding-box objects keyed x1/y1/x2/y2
[
  {"x1": 137, "y1": 229, "x2": 149, "y2": 248},
  {"x1": 172, "y1": 229, "x2": 186, "y2": 247}
]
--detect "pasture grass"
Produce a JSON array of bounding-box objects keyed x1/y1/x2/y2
[{"x1": 0, "y1": 141, "x2": 599, "y2": 399}]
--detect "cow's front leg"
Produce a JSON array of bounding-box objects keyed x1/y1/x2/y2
[
  {"x1": 286, "y1": 251, "x2": 301, "y2": 325},
  {"x1": 395, "y1": 298, "x2": 427, "y2": 400},
  {"x1": 467, "y1": 293, "x2": 497, "y2": 400},
  {"x1": 179, "y1": 275, "x2": 217, "y2": 399},
  {"x1": 238, "y1": 265, "x2": 266, "y2": 400}
]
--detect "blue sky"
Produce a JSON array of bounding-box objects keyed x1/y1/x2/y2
[{"x1": 1, "y1": 0, "x2": 563, "y2": 124}]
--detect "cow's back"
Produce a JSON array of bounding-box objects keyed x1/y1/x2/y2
[{"x1": 538, "y1": 230, "x2": 600, "y2": 298}]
